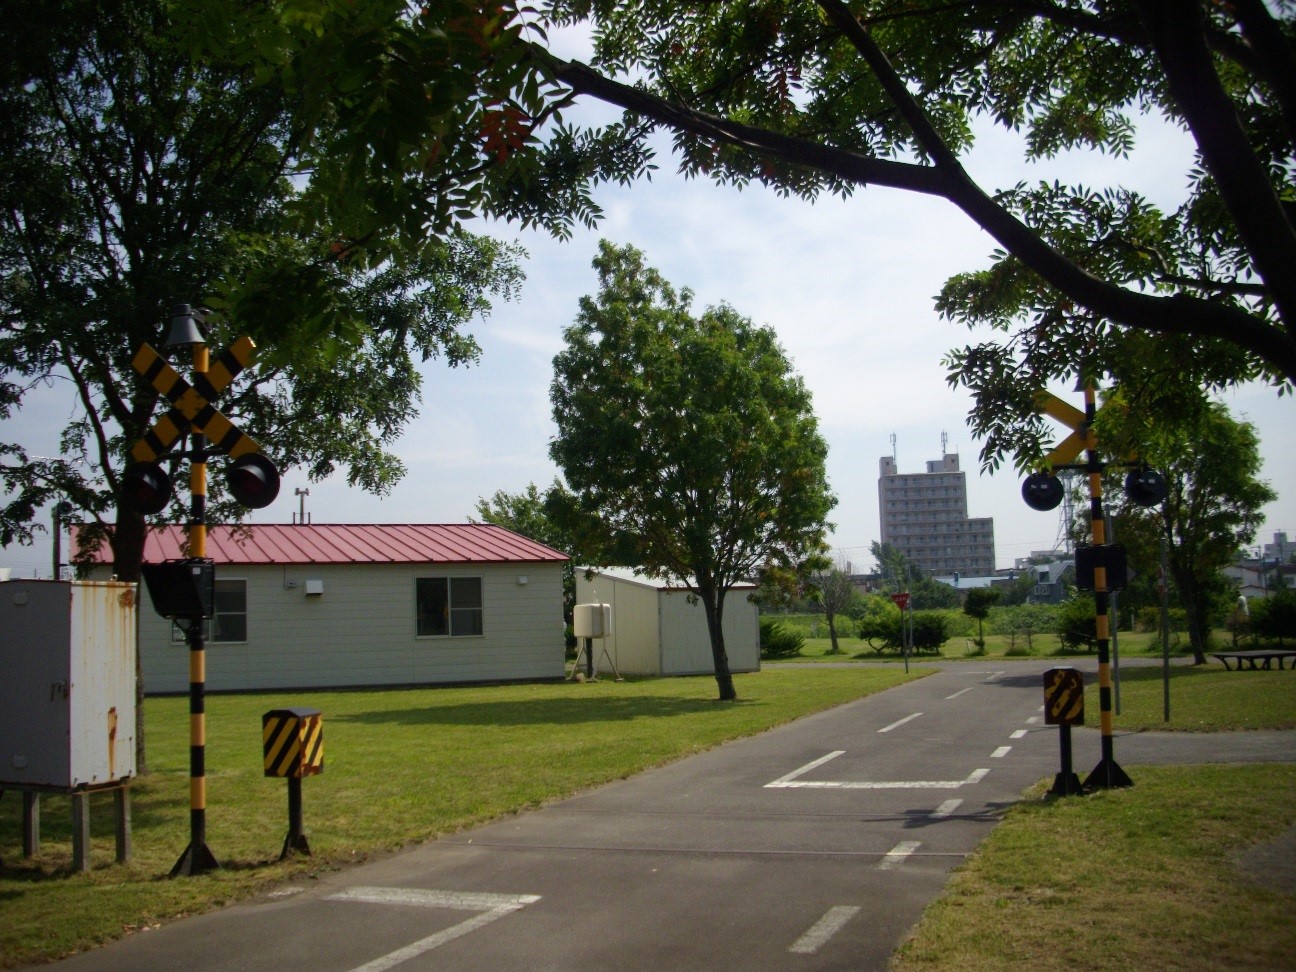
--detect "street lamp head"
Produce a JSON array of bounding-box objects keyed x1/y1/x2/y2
[{"x1": 166, "y1": 303, "x2": 207, "y2": 347}]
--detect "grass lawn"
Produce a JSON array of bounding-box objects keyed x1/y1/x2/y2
[
  {"x1": 893, "y1": 763, "x2": 1296, "y2": 971},
  {"x1": 0, "y1": 666, "x2": 923, "y2": 966},
  {"x1": 1099, "y1": 663, "x2": 1296, "y2": 731}
]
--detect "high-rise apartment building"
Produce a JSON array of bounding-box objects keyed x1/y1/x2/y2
[{"x1": 878, "y1": 449, "x2": 996, "y2": 576}]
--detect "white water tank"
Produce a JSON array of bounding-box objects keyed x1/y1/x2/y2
[{"x1": 573, "y1": 602, "x2": 611, "y2": 639}]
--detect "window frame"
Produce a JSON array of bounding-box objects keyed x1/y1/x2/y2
[
  {"x1": 415, "y1": 575, "x2": 485, "y2": 639},
  {"x1": 169, "y1": 577, "x2": 248, "y2": 644}
]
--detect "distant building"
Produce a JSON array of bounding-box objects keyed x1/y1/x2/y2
[{"x1": 878, "y1": 449, "x2": 996, "y2": 576}]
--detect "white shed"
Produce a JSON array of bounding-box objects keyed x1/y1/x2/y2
[
  {"x1": 84, "y1": 524, "x2": 568, "y2": 693},
  {"x1": 575, "y1": 567, "x2": 760, "y2": 677}
]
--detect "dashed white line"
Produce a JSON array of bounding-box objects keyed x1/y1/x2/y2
[
  {"x1": 991, "y1": 746, "x2": 1012, "y2": 758},
  {"x1": 932, "y1": 799, "x2": 963, "y2": 818},
  {"x1": 878, "y1": 840, "x2": 922, "y2": 870},
  {"x1": 1010, "y1": 729, "x2": 1028, "y2": 739},
  {"x1": 1027, "y1": 716, "x2": 1042, "y2": 724},
  {"x1": 944, "y1": 687, "x2": 973, "y2": 700},
  {"x1": 878, "y1": 712, "x2": 923, "y2": 733},
  {"x1": 789, "y1": 905, "x2": 861, "y2": 954}
]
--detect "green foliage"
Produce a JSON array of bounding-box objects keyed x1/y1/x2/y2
[
  {"x1": 991, "y1": 604, "x2": 1058, "y2": 654},
  {"x1": 911, "y1": 612, "x2": 950, "y2": 653},
  {"x1": 1097, "y1": 396, "x2": 1275, "y2": 663},
  {"x1": 962, "y1": 587, "x2": 1000, "y2": 641},
  {"x1": 525, "y1": 2, "x2": 1296, "y2": 428},
  {"x1": 759, "y1": 617, "x2": 806, "y2": 659},
  {"x1": 1056, "y1": 595, "x2": 1099, "y2": 653},
  {"x1": 869, "y1": 541, "x2": 961, "y2": 609},
  {"x1": 1250, "y1": 590, "x2": 1296, "y2": 645},
  {"x1": 549, "y1": 242, "x2": 836, "y2": 699},
  {"x1": 0, "y1": 3, "x2": 524, "y2": 573}
]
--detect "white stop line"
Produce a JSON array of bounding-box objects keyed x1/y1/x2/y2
[
  {"x1": 326, "y1": 887, "x2": 541, "y2": 972},
  {"x1": 765, "y1": 751, "x2": 990, "y2": 789}
]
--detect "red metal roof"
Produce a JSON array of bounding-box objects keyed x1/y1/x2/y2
[{"x1": 83, "y1": 524, "x2": 568, "y2": 566}]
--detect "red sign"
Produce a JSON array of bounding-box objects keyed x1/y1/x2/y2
[{"x1": 890, "y1": 592, "x2": 910, "y2": 611}]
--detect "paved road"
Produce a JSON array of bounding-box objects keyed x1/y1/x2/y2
[{"x1": 50, "y1": 660, "x2": 1293, "y2": 972}]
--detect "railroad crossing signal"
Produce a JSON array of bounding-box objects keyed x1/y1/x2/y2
[
  {"x1": 1020, "y1": 389, "x2": 1166, "y2": 511},
  {"x1": 124, "y1": 336, "x2": 280, "y2": 511}
]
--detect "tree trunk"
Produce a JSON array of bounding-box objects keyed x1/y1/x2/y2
[
  {"x1": 1173, "y1": 566, "x2": 1209, "y2": 666},
  {"x1": 699, "y1": 584, "x2": 737, "y2": 701},
  {"x1": 826, "y1": 611, "x2": 841, "y2": 653}
]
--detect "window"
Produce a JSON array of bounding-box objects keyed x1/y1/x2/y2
[
  {"x1": 416, "y1": 577, "x2": 483, "y2": 637},
  {"x1": 170, "y1": 578, "x2": 247, "y2": 643}
]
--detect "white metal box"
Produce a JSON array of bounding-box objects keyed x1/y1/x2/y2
[
  {"x1": 0, "y1": 580, "x2": 138, "y2": 789},
  {"x1": 573, "y1": 602, "x2": 611, "y2": 639}
]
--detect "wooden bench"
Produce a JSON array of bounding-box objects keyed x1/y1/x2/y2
[{"x1": 1210, "y1": 649, "x2": 1296, "y2": 671}]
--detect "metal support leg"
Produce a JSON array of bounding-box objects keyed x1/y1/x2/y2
[{"x1": 22, "y1": 791, "x2": 40, "y2": 857}]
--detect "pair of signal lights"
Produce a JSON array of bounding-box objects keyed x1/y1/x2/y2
[
  {"x1": 1021, "y1": 467, "x2": 1168, "y2": 512},
  {"x1": 122, "y1": 454, "x2": 280, "y2": 514}
]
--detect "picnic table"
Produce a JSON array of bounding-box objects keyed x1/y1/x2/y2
[{"x1": 1210, "y1": 649, "x2": 1296, "y2": 671}]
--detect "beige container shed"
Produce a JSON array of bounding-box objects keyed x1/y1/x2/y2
[{"x1": 575, "y1": 567, "x2": 760, "y2": 676}]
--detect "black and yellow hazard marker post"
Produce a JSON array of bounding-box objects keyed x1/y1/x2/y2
[
  {"x1": 170, "y1": 337, "x2": 221, "y2": 878},
  {"x1": 1078, "y1": 385, "x2": 1133, "y2": 791},
  {"x1": 262, "y1": 709, "x2": 324, "y2": 859},
  {"x1": 1043, "y1": 667, "x2": 1085, "y2": 796}
]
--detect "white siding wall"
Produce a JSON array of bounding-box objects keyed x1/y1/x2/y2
[
  {"x1": 658, "y1": 589, "x2": 760, "y2": 675},
  {"x1": 125, "y1": 562, "x2": 565, "y2": 693},
  {"x1": 575, "y1": 572, "x2": 660, "y2": 675},
  {"x1": 576, "y1": 571, "x2": 760, "y2": 676}
]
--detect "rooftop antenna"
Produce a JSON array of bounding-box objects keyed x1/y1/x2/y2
[
  {"x1": 941, "y1": 429, "x2": 949, "y2": 456},
  {"x1": 293, "y1": 487, "x2": 311, "y2": 524},
  {"x1": 890, "y1": 432, "x2": 897, "y2": 461}
]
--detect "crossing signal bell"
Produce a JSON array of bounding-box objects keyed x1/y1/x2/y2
[
  {"x1": 1124, "y1": 467, "x2": 1168, "y2": 508},
  {"x1": 1021, "y1": 472, "x2": 1064, "y2": 511}
]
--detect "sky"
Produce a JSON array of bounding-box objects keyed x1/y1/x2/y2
[{"x1": 3, "y1": 43, "x2": 1293, "y2": 579}]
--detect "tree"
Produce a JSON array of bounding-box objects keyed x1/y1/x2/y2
[
  {"x1": 1096, "y1": 397, "x2": 1275, "y2": 663},
  {"x1": 808, "y1": 556, "x2": 856, "y2": 655},
  {"x1": 0, "y1": 3, "x2": 523, "y2": 767},
  {"x1": 472, "y1": 481, "x2": 578, "y2": 628},
  {"x1": 869, "y1": 542, "x2": 961, "y2": 609},
  {"x1": 490, "y1": 2, "x2": 1295, "y2": 471},
  {"x1": 549, "y1": 241, "x2": 836, "y2": 700},
  {"x1": 962, "y1": 587, "x2": 1001, "y2": 645}
]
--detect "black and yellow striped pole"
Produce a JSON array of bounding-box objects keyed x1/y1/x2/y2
[
  {"x1": 1079, "y1": 384, "x2": 1132, "y2": 790},
  {"x1": 170, "y1": 308, "x2": 220, "y2": 877},
  {"x1": 127, "y1": 304, "x2": 281, "y2": 877}
]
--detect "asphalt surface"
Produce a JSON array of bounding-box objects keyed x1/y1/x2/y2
[{"x1": 47, "y1": 659, "x2": 1296, "y2": 972}]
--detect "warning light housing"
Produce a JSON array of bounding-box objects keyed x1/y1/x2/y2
[{"x1": 228, "y1": 453, "x2": 280, "y2": 509}]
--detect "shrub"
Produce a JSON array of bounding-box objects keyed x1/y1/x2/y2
[
  {"x1": 1250, "y1": 590, "x2": 1296, "y2": 645},
  {"x1": 1057, "y1": 595, "x2": 1098, "y2": 653},
  {"x1": 911, "y1": 612, "x2": 950, "y2": 653},
  {"x1": 760, "y1": 617, "x2": 805, "y2": 658}
]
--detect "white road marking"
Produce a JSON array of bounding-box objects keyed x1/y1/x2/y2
[
  {"x1": 326, "y1": 887, "x2": 541, "y2": 972},
  {"x1": 944, "y1": 687, "x2": 973, "y2": 700},
  {"x1": 878, "y1": 840, "x2": 922, "y2": 870},
  {"x1": 766, "y1": 765, "x2": 990, "y2": 790},
  {"x1": 991, "y1": 746, "x2": 1012, "y2": 758},
  {"x1": 932, "y1": 799, "x2": 963, "y2": 818},
  {"x1": 789, "y1": 905, "x2": 861, "y2": 954},
  {"x1": 1027, "y1": 716, "x2": 1042, "y2": 724},
  {"x1": 765, "y1": 750, "x2": 845, "y2": 787},
  {"x1": 878, "y1": 712, "x2": 923, "y2": 733},
  {"x1": 1010, "y1": 729, "x2": 1028, "y2": 739}
]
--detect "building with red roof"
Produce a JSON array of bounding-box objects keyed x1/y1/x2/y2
[{"x1": 85, "y1": 523, "x2": 569, "y2": 693}]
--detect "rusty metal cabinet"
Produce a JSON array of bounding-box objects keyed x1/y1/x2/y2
[{"x1": 0, "y1": 580, "x2": 138, "y2": 789}]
